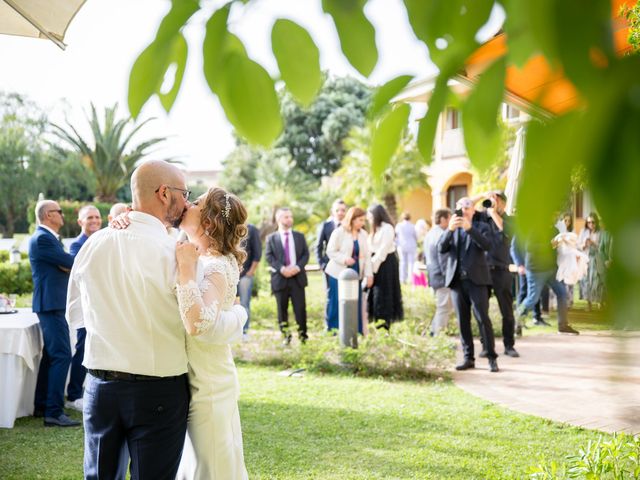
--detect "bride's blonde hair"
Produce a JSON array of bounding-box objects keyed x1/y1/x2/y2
[{"x1": 199, "y1": 187, "x2": 248, "y2": 267}]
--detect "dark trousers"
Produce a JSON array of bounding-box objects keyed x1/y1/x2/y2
[
  {"x1": 83, "y1": 372, "x2": 189, "y2": 480},
  {"x1": 67, "y1": 327, "x2": 87, "y2": 401},
  {"x1": 489, "y1": 269, "x2": 516, "y2": 349},
  {"x1": 517, "y1": 273, "x2": 542, "y2": 319},
  {"x1": 274, "y1": 279, "x2": 308, "y2": 339},
  {"x1": 451, "y1": 279, "x2": 497, "y2": 361},
  {"x1": 35, "y1": 310, "x2": 72, "y2": 417}
]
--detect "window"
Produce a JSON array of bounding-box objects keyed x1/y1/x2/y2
[
  {"x1": 447, "y1": 185, "x2": 468, "y2": 211},
  {"x1": 444, "y1": 108, "x2": 459, "y2": 130},
  {"x1": 504, "y1": 104, "x2": 520, "y2": 120}
]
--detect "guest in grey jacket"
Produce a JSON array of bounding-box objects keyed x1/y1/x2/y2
[{"x1": 424, "y1": 208, "x2": 454, "y2": 335}]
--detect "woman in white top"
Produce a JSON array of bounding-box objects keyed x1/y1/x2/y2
[
  {"x1": 366, "y1": 204, "x2": 403, "y2": 330},
  {"x1": 325, "y1": 207, "x2": 374, "y2": 334},
  {"x1": 175, "y1": 188, "x2": 249, "y2": 480}
]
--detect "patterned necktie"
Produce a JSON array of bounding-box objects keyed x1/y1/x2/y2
[{"x1": 284, "y1": 231, "x2": 291, "y2": 266}]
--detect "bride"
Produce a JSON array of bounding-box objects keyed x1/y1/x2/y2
[{"x1": 174, "y1": 187, "x2": 249, "y2": 480}]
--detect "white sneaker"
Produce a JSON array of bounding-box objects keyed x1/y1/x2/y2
[{"x1": 65, "y1": 399, "x2": 83, "y2": 412}]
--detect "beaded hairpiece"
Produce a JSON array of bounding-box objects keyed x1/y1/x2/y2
[{"x1": 222, "y1": 192, "x2": 231, "y2": 224}]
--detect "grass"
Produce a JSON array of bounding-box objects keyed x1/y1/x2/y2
[{"x1": 0, "y1": 364, "x2": 609, "y2": 480}]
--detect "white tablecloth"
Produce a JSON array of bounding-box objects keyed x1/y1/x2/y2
[{"x1": 0, "y1": 308, "x2": 43, "y2": 428}]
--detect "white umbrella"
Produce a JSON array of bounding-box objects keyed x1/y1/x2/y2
[
  {"x1": 505, "y1": 125, "x2": 526, "y2": 215},
  {"x1": 0, "y1": 0, "x2": 86, "y2": 50}
]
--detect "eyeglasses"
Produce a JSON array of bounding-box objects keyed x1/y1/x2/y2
[
  {"x1": 47, "y1": 209, "x2": 63, "y2": 215},
  {"x1": 155, "y1": 185, "x2": 191, "y2": 200}
]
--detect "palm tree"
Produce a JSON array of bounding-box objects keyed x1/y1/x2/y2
[{"x1": 51, "y1": 103, "x2": 166, "y2": 202}]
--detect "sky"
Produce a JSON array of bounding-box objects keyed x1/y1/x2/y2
[{"x1": 0, "y1": 0, "x2": 501, "y2": 172}]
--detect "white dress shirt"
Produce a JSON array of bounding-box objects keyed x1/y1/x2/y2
[
  {"x1": 67, "y1": 211, "x2": 247, "y2": 377},
  {"x1": 278, "y1": 229, "x2": 297, "y2": 266}
]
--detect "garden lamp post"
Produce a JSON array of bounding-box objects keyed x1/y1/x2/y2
[{"x1": 338, "y1": 268, "x2": 359, "y2": 348}]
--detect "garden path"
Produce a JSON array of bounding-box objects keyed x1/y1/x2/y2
[{"x1": 453, "y1": 331, "x2": 640, "y2": 434}]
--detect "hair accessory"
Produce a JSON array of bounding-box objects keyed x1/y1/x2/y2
[{"x1": 223, "y1": 192, "x2": 231, "y2": 223}]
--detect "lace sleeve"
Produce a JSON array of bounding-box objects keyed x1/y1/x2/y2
[{"x1": 176, "y1": 269, "x2": 227, "y2": 336}]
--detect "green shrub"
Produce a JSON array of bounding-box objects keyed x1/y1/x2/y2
[
  {"x1": 27, "y1": 200, "x2": 114, "y2": 238},
  {"x1": 0, "y1": 250, "x2": 28, "y2": 263},
  {"x1": 233, "y1": 325, "x2": 455, "y2": 381},
  {"x1": 529, "y1": 433, "x2": 640, "y2": 479},
  {"x1": 0, "y1": 260, "x2": 33, "y2": 295}
]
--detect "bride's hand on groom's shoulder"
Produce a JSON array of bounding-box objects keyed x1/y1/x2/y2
[{"x1": 109, "y1": 212, "x2": 131, "y2": 230}]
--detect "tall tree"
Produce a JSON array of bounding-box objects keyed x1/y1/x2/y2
[
  {"x1": 0, "y1": 93, "x2": 46, "y2": 237},
  {"x1": 51, "y1": 104, "x2": 166, "y2": 202},
  {"x1": 276, "y1": 76, "x2": 372, "y2": 178},
  {"x1": 218, "y1": 144, "x2": 260, "y2": 197}
]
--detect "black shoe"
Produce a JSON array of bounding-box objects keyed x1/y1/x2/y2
[
  {"x1": 489, "y1": 358, "x2": 499, "y2": 372},
  {"x1": 282, "y1": 335, "x2": 292, "y2": 346},
  {"x1": 533, "y1": 319, "x2": 551, "y2": 327},
  {"x1": 504, "y1": 347, "x2": 520, "y2": 358},
  {"x1": 558, "y1": 325, "x2": 580, "y2": 335},
  {"x1": 33, "y1": 408, "x2": 45, "y2": 418},
  {"x1": 478, "y1": 350, "x2": 488, "y2": 358},
  {"x1": 44, "y1": 413, "x2": 81, "y2": 427},
  {"x1": 455, "y1": 360, "x2": 475, "y2": 371}
]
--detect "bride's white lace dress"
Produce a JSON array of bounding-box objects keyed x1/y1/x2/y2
[{"x1": 175, "y1": 254, "x2": 248, "y2": 480}]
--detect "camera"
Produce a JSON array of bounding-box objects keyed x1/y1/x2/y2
[
  {"x1": 482, "y1": 198, "x2": 494, "y2": 208},
  {"x1": 454, "y1": 208, "x2": 463, "y2": 217}
]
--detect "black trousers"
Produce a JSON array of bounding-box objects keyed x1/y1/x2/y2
[
  {"x1": 274, "y1": 279, "x2": 308, "y2": 339},
  {"x1": 451, "y1": 278, "x2": 497, "y2": 361},
  {"x1": 489, "y1": 269, "x2": 516, "y2": 349}
]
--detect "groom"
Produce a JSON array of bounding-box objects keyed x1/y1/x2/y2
[{"x1": 67, "y1": 160, "x2": 247, "y2": 479}]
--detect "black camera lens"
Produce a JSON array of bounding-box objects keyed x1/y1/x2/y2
[
  {"x1": 482, "y1": 199, "x2": 493, "y2": 208},
  {"x1": 454, "y1": 209, "x2": 463, "y2": 217}
]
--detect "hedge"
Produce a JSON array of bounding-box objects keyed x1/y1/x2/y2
[
  {"x1": 0, "y1": 260, "x2": 33, "y2": 295},
  {"x1": 27, "y1": 200, "x2": 114, "y2": 238},
  {"x1": 0, "y1": 251, "x2": 28, "y2": 263}
]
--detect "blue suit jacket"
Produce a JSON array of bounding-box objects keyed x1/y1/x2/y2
[
  {"x1": 315, "y1": 219, "x2": 337, "y2": 270},
  {"x1": 69, "y1": 233, "x2": 89, "y2": 257},
  {"x1": 438, "y1": 221, "x2": 492, "y2": 287},
  {"x1": 29, "y1": 226, "x2": 75, "y2": 313}
]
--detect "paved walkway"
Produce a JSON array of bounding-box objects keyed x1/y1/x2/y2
[{"x1": 453, "y1": 331, "x2": 640, "y2": 433}]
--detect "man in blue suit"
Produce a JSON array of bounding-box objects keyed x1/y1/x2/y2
[
  {"x1": 66, "y1": 205, "x2": 102, "y2": 412},
  {"x1": 29, "y1": 200, "x2": 79, "y2": 427}
]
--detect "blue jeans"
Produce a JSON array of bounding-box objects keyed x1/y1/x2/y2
[
  {"x1": 518, "y1": 269, "x2": 568, "y2": 328},
  {"x1": 238, "y1": 275, "x2": 253, "y2": 333}
]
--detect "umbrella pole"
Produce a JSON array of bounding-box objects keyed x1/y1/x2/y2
[{"x1": 3, "y1": 0, "x2": 67, "y2": 50}]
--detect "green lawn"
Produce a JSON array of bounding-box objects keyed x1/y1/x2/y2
[{"x1": 0, "y1": 364, "x2": 607, "y2": 480}]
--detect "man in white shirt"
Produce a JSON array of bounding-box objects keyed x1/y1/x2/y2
[{"x1": 67, "y1": 160, "x2": 247, "y2": 480}]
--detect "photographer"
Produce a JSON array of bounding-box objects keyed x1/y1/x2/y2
[
  {"x1": 470, "y1": 191, "x2": 519, "y2": 358},
  {"x1": 439, "y1": 197, "x2": 498, "y2": 373}
]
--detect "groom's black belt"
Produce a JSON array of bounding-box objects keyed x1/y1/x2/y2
[{"x1": 89, "y1": 369, "x2": 179, "y2": 382}]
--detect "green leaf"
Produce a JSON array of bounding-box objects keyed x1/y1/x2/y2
[
  {"x1": 158, "y1": 33, "x2": 188, "y2": 113},
  {"x1": 202, "y1": 4, "x2": 233, "y2": 92},
  {"x1": 271, "y1": 19, "x2": 322, "y2": 106},
  {"x1": 127, "y1": 0, "x2": 199, "y2": 118},
  {"x1": 502, "y1": 0, "x2": 540, "y2": 68},
  {"x1": 370, "y1": 104, "x2": 410, "y2": 179},
  {"x1": 462, "y1": 57, "x2": 506, "y2": 171},
  {"x1": 322, "y1": 0, "x2": 378, "y2": 77},
  {"x1": 416, "y1": 76, "x2": 449, "y2": 163},
  {"x1": 217, "y1": 53, "x2": 283, "y2": 146},
  {"x1": 368, "y1": 75, "x2": 414, "y2": 119}
]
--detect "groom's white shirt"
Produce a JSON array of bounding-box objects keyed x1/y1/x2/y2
[{"x1": 66, "y1": 211, "x2": 247, "y2": 377}]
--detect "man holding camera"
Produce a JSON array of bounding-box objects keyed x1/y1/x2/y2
[
  {"x1": 471, "y1": 191, "x2": 519, "y2": 358},
  {"x1": 439, "y1": 197, "x2": 499, "y2": 373}
]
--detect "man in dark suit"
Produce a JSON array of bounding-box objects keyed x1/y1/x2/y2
[
  {"x1": 316, "y1": 199, "x2": 346, "y2": 329},
  {"x1": 266, "y1": 207, "x2": 310, "y2": 344},
  {"x1": 66, "y1": 205, "x2": 102, "y2": 412},
  {"x1": 439, "y1": 197, "x2": 499, "y2": 372},
  {"x1": 29, "y1": 200, "x2": 80, "y2": 427}
]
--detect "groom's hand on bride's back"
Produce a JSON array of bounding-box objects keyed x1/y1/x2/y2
[{"x1": 109, "y1": 212, "x2": 131, "y2": 230}]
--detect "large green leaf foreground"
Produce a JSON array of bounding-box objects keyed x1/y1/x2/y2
[{"x1": 128, "y1": 0, "x2": 640, "y2": 329}]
